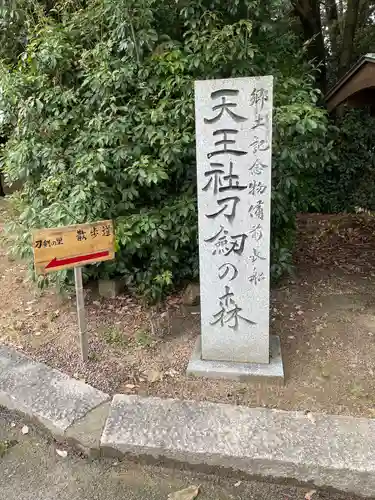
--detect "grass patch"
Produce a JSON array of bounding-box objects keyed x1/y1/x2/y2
[
  {"x1": 101, "y1": 326, "x2": 126, "y2": 346},
  {"x1": 134, "y1": 328, "x2": 153, "y2": 348},
  {"x1": 0, "y1": 439, "x2": 17, "y2": 458}
]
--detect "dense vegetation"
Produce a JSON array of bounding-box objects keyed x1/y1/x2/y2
[{"x1": 0, "y1": 0, "x2": 374, "y2": 299}]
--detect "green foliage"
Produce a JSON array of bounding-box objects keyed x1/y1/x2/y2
[
  {"x1": 134, "y1": 328, "x2": 153, "y2": 348},
  {"x1": 102, "y1": 326, "x2": 126, "y2": 346},
  {"x1": 301, "y1": 108, "x2": 375, "y2": 214},
  {"x1": 0, "y1": 0, "x2": 331, "y2": 299}
]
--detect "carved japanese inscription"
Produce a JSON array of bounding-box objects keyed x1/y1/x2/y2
[{"x1": 195, "y1": 76, "x2": 273, "y2": 363}]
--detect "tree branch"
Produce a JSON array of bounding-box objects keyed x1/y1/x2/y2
[{"x1": 291, "y1": 0, "x2": 328, "y2": 92}]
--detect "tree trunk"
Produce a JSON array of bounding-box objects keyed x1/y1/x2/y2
[
  {"x1": 325, "y1": 0, "x2": 341, "y2": 59},
  {"x1": 292, "y1": 0, "x2": 328, "y2": 93},
  {"x1": 0, "y1": 175, "x2": 5, "y2": 197},
  {"x1": 358, "y1": 0, "x2": 369, "y2": 25},
  {"x1": 339, "y1": 0, "x2": 360, "y2": 76}
]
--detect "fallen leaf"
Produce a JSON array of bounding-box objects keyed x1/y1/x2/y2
[
  {"x1": 304, "y1": 411, "x2": 315, "y2": 424},
  {"x1": 56, "y1": 449, "x2": 68, "y2": 458},
  {"x1": 167, "y1": 485, "x2": 200, "y2": 500},
  {"x1": 125, "y1": 384, "x2": 136, "y2": 389},
  {"x1": 305, "y1": 490, "x2": 316, "y2": 500},
  {"x1": 21, "y1": 425, "x2": 29, "y2": 435},
  {"x1": 145, "y1": 369, "x2": 163, "y2": 383},
  {"x1": 234, "y1": 480, "x2": 242, "y2": 487}
]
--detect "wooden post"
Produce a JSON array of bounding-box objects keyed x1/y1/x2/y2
[{"x1": 74, "y1": 266, "x2": 88, "y2": 362}]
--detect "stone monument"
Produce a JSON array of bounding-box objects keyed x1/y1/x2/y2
[{"x1": 187, "y1": 76, "x2": 284, "y2": 382}]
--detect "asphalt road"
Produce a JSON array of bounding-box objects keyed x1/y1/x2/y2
[{"x1": 0, "y1": 409, "x2": 368, "y2": 500}]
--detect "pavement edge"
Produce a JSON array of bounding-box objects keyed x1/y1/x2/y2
[
  {"x1": 1, "y1": 346, "x2": 375, "y2": 497},
  {"x1": 0, "y1": 345, "x2": 110, "y2": 456}
]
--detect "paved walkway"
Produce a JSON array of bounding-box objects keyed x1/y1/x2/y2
[{"x1": 0, "y1": 410, "x2": 367, "y2": 500}]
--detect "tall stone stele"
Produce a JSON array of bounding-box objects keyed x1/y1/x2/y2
[{"x1": 187, "y1": 76, "x2": 284, "y2": 383}]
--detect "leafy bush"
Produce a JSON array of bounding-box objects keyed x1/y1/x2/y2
[
  {"x1": 0, "y1": 0, "x2": 331, "y2": 299},
  {"x1": 301, "y1": 108, "x2": 375, "y2": 214}
]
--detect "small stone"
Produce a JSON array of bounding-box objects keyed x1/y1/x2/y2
[
  {"x1": 21, "y1": 425, "x2": 29, "y2": 435},
  {"x1": 305, "y1": 490, "x2": 317, "y2": 500},
  {"x1": 98, "y1": 279, "x2": 125, "y2": 298},
  {"x1": 182, "y1": 283, "x2": 200, "y2": 306}
]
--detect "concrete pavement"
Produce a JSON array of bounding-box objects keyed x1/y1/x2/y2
[
  {"x1": 2, "y1": 346, "x2": 375, "y2": 497},
  {"x1": 0, "y1": 410, "x2": 367, "y2": 500}
]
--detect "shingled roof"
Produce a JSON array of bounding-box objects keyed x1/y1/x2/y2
[{"x1": 325, "y1": 54, "x2": 375, "y2": 112}]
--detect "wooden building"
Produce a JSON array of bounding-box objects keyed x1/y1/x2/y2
[{"x1": 326, "y1": 53, "x2": 375, "y2": 113}]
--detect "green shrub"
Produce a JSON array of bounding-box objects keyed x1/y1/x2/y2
[
  {"x1": 301, "y1": 108, "x2": 375, "y2": 214},
  {"x1": 0, "y1": 0, "x2": 331, "y2": 299}
]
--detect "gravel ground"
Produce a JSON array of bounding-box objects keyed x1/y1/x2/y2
[{"x1": 2, "y1": 200, "x2": 375, "y2": 417}]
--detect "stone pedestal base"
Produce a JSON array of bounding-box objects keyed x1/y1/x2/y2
[{"x1": 187, "y1": 335, "x2": 284, "y2": 384}]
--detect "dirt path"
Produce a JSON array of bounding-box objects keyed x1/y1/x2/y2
[{"x1": 1, "y1": 201, "x2": 375, "y2": 417}]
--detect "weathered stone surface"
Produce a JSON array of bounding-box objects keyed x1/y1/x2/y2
[
  {"x1": 195, "y1": 76, "x2": 273, "y2": 364},
  {"x1": 98, "y1": 279, "x2": 125, "y2": 298},
  {"x1": 182, "y1": 283, "x2": 200, "y2": 306},
  {"x1": 65, "y1": 402, "x2": 110, "y2": 457},
  {"x1": 101, "y1": 394, "x2": 375, "y2": 497},
  {"x1": 0, "y1": 346, "x2": 109, "y2": 435},
  {"x1": 187, "y1": 335, "x2": 284, "y2": 383}
]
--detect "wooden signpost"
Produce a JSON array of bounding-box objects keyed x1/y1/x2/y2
[{"x1": 32, "y1": 220, "x2": 115, "y2": 361}]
